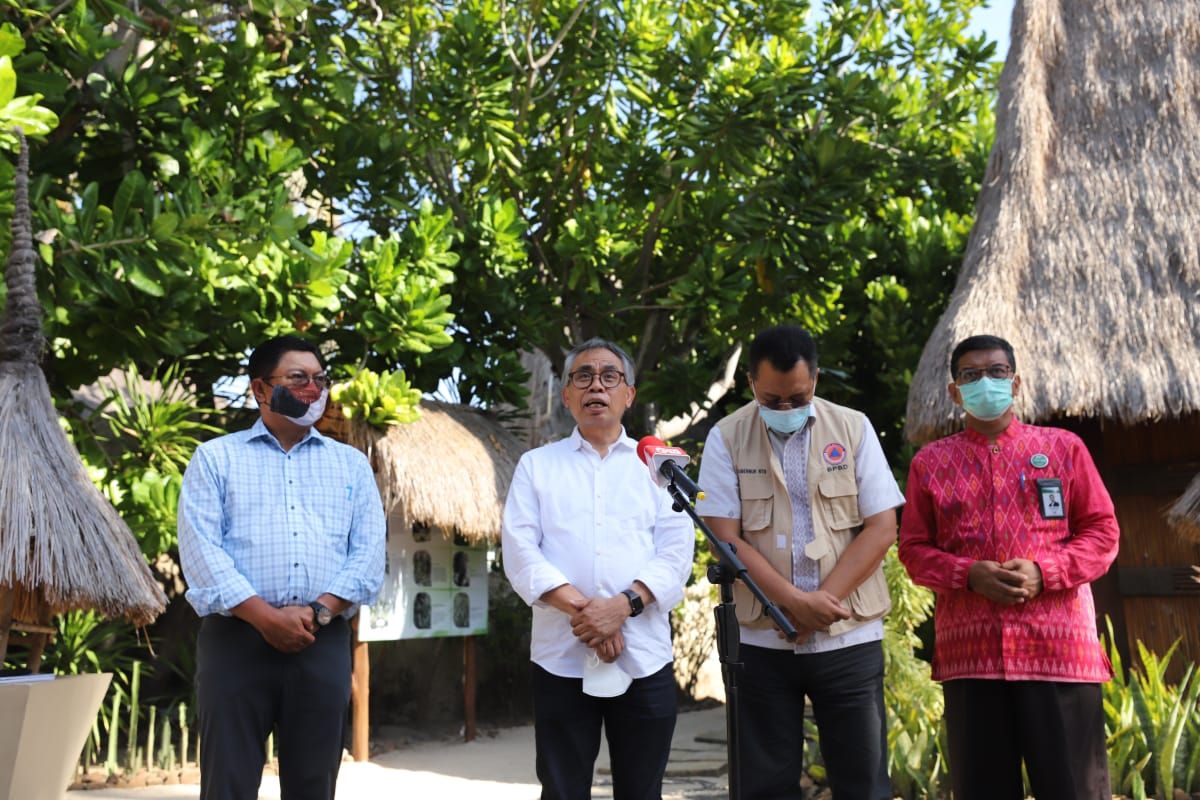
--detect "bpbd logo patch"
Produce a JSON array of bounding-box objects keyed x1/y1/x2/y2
[{"x1": 823, "y1": 442, "x2": 847, "y2": 465}]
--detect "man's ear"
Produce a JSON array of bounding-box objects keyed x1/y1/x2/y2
[
  {"x1": 624, "y1": 385, "x2": 637, "y2": 409},
  {"x1": 1012, "y1": 374, "x2": 1021, "y2": 399},
  {"x1": 948, "y1": 381, "x2": 962, "y2": 407}
]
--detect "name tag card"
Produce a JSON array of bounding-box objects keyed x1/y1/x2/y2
[{"x1": 1036, "y1": 478, "x2": 1065, "y2": 519}]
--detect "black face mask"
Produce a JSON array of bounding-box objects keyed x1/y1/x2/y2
[{"x1": 269, "y1": 384, "x2": 311, "y2": 417}]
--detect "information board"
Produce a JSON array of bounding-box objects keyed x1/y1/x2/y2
[{"x1": 358, "y1": 510, "x2": 489, "y2": 641}]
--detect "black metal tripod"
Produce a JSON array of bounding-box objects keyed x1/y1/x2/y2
[{"x1": 663, "y1": 479, "x2": 797, "y2": 800}]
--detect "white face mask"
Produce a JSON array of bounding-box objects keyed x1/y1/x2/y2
[
  {"x1": 270, "y1": 385, "x2": 329, "y2": 427},
  {"x1": 582, "y1": 651, "x2": 632, "y2": 698}
]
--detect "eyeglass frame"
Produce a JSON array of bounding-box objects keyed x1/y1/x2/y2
[
  {"x1": 566, "y1": 368, "x2": 628, "y2": 390},
  {"x1": 264, "y1": 370, "x2": 333, "y2": 390},
  {"x1": 954, "y1": 363, "x2": 1014, "y2": 385}
]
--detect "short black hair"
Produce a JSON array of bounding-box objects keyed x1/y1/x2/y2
[
  {"x1": 748, "y1": 325, "x2": 818, "y2": 377},
  {"x1": 949, "y1": 335, "x2": 1016, "y2": 378},
  {"x1": 247, "y1": 335, "x2": 323, "y2": 381}
]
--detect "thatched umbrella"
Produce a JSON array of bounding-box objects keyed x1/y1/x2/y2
[
  {"x1": 334, "y1": 399, "x2": 526, "y2": 543},
  {"x1": 0, "y1": 133, "x2": 165, "y2": 666},
  {"x1": 902, "y1": 0, "x2": 1200, "y2": 664},
  {"x1": 905, "y1": 0, "x2": 1200, "y2": 443}
]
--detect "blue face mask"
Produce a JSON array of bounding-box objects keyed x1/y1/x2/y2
[
  {"x1": 757, "y1": 404, "x2": 811, "y2": 435},
  {"x1": 958, "y1": 377, "x2": 1014, "y2": 421}
]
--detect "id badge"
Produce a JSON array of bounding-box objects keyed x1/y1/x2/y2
[{"x1": 1036, "y1": 478, "x2": 1065, "y2": 519}]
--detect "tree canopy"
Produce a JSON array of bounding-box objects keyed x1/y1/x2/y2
[{"x1": 2, "y1": 0, "x2": 999, "y2": 560}]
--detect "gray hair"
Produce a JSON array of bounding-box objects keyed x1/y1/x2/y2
[{"x1": 563, "y1": 338, "x2": 637, "y2": 386}]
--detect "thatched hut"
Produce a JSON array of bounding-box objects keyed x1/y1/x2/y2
[
  {"x1": 318, "y1": 399, "x2": 527, "y2": 751},
  {"x1": 905, "y1": 0, "x2": 1200, "y2": 668},
  {"x1": 331, "y1": 399, "x2": 525, "y2": 543},
  {"x1": 0, "y1": 134, "x2": 165, "y2": 671}
]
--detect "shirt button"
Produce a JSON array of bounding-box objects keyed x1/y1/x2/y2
[
  {"x1": 292, "y1": 595, "x2": 298, "y2": 600},
  {"x1": 293, "y1": 532, "x2": 298, "y2": 537},
  {"x1": 293, "y1": 563, "x2": 299, "y2": 568}
]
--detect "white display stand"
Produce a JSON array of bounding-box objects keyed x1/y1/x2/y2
[{"x1": 0, "y1": 673, "x2": 112, "y2": 800}]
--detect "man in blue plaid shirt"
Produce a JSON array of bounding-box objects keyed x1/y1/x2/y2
[{"x1": 179, "y1": 335, "x2": 385, "y2": 800}]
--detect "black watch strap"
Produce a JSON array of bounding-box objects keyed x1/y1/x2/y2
[{"x1": 621, "y1": 589, "x2": 644, "y2": 617}]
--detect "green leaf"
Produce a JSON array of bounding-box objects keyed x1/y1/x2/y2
[
  {"x1": 127, "y1": 264, "x2": 164, "y2": 297},
  {"x1": 0, "y1": 56, "x2": 13, "y2": 107},
  {"x1": 150, "y1": 212, "x2": 179, "y2": 240},
  {"x1": 0, "y1": 24, "x2": 23, "y2": 58}
]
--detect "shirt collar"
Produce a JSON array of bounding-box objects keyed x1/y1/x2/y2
[
  {"x1": 962, "y1": 416, "x2": 1023, "y2": 446},
  {"x1": 568, "y1": 426, "x2": 636, "y2": 454},
  {"x1": 246, "y1": 417, "x2": 328, "y2": 450}
]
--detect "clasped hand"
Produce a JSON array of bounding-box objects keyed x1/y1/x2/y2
[
  {"x1": 775, "y1": 588, "x2": 851, "y2": 642},
  {"x1": 258, "y1": 605, "x2": 316, "y2": 653},
  {"x1": 570, "y1": 596, "x2": 628, "y2": 662},
  {"x1": 968, "y1": 559, "x2": 1043, "y2": 605}
]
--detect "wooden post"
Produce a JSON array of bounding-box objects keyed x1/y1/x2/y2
[
  {"x1": 25, "y1": 605, "x2": 53, "y2": 674},
  {"x1": 350, "y1": 615, "x2": 370, "y2": 761},
  {"x1": 0, "y1": 586, "x2": 13, "y2": 666},
  {"x1": 463, "y1": 635, "x2": 477, "y2": 742}
]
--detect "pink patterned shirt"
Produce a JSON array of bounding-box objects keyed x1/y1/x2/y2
[{"x1": 899, "y1": 419, "x2": 1119, "y2": 682}]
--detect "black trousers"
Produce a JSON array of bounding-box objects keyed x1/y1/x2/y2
[
  {"x1": 737, "y1": 641, "x2": 890, "y2": 800},
  {"x1": 196, "y1": 614, "x2": 351, "y2": 800},
  {"x1": 532, "y1": 662, "x2": 677, "y2": 800},
  {"x1": 943, "y1": 679, "x2": 1110, "y2": 800}
]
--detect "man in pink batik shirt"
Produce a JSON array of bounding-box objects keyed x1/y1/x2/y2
[{"x1": 899, "y1": 334, "x2": 1119, "y2": 800}]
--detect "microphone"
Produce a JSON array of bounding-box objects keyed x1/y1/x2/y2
[{"x1": 636, "y1": 436, "x2": 705, "y2": 502}]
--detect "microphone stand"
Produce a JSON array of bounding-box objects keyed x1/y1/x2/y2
[{"x1": 663, "y1": 479, "x2": 797, "y2": 800}]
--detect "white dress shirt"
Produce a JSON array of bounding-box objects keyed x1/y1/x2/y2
[
  {"x1": 696, "y1": 405, "x2": 903, "y2": 654},
  {"x1": 502, "y1": 427, "x2": 695, "y2": 679}
]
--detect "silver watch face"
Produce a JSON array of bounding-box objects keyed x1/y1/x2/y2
[{"x1": 314, "y1": 605, "x2": 332, "y2": 626}]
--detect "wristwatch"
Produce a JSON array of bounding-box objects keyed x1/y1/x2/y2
[
  {"x1": 309, "y1": 601, "x2": 333, "y2": 629},
  {"x1": 621, "y1": 589, "x2": 644, "y2": 618}
]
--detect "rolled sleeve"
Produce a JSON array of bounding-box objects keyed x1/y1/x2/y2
[
  {"x1": 178, "y1": 448, "x2": 257, "y2": 616},
  {"x1": 501, "y1": 456, "x2": 571, "y2": 607},
  {"x1": 634, "y1": 491, "x2": 696, "y2": 611},
  {"x1": 324, "y1": 455, "x2": 387, "y2": 607}
]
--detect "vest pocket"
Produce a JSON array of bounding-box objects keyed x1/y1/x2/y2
[
  {"x1": 846, "y1": 569, "x2": 891, "y2": 620},
  {"x1": 740, "y1": 497, "x2": 773, "y2": 534},
  {"x1": 817, "y1": 477, "x2": 862, "y2": 530}
]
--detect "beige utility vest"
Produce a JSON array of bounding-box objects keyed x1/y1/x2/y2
[{"x1": 715, "y1": 396, "x2": 891, "y2": 637}]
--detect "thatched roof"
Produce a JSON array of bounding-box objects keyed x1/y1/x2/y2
[
  {"x1": 905, "y1": 0, "x2": 1200, "y2": 444},
  {"x1": 341, "y1": 400, "x2": 526, "y2": 544},
  {"x1": 1168, "y1": 474, "x2": 1200, "y2": 543},
  {"x1": 0, "y1": 133, "x2": 165, "y2": 626}
]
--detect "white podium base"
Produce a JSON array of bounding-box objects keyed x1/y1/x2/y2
[{"x1": 0, "y1": 673, "x2": 112, "y2": 800}]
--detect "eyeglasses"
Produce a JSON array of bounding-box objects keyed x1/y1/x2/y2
[
  {"x1": 955, "y1": 364, "x2": 1013, "y2": 385},
  {"x1": 750, "y1": 380, "x2": 812, "y2": 411},
  {"x1": 757, "y1": 398, "x2": 811, "y2": 412},
  {"x1": 567, "y1": 369, "x2": 627, "y2": 390},
  {"x1": 267, "y1": 371, "x2": 332, "y2": 390}
]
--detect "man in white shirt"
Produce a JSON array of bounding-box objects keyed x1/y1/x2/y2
[
  {"x1": 697, "y1": 325, "x2": 904, "y2": 799},
  {"x1": 502, "y1": 338, "x2": 695, "y2": 800}
]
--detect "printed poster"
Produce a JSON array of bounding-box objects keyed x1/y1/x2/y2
[{"x1": 358, "y1": 510, "x2": 489, "y2": 641}]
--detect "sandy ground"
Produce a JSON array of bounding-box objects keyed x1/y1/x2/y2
[{"x1": 73, "y1": 705, "x2": 729, "y2": 800}]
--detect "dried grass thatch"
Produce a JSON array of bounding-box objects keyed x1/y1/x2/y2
[
  {"x1": 1167, "y1": 474, "x2": 1200, "y2": 543},
  {"x1": 905, "y1": 0, "x2": 1200, "y2": 444},
  {"x1": 0, "y1": 133, "x2": 165, "y2": 627},
  {"x1": 342, "y1": 400, "x2": 526, "y2": 544}
]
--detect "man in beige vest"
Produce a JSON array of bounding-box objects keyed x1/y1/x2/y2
[{"x1": 697, "y1": 325, "x2": 903, "y2": 799}]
